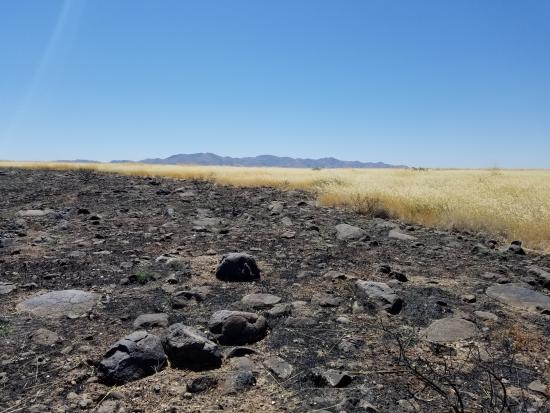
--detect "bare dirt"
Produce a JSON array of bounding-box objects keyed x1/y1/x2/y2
[{"x1": 1, "y1": 168, "x2": 549, "y2": 413}]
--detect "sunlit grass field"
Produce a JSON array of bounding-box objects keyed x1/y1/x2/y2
[{"x1": 2, "y1": 161, "x2": 550, "y2": 252}]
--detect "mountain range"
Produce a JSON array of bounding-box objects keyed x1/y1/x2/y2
[{"x1": 125, "y1": 153, "x2": 407, "y2": 168}]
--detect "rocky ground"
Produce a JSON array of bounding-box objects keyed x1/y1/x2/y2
[{"x1": 1, "y1": 168, "x2": 549, "y2": 413}]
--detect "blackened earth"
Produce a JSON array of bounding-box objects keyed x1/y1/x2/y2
[{"x1": 0, "y1": 168, "x2": 549, "y2": 412}]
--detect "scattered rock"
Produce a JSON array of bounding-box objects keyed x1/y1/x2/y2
[
  {"x1": 171, "y1": 289, "x2": 207, "y2": 308},
  {"x1": 422, "y1": 318, "x2": 479, "y2": 343},
  {"x1": 388, "y1": 229, "x2": 417, "y2": 241},
  {"x1": 0, "y1": 282, "x2": 16, "y2": 295},
  {"x1": 335, "y1": 224, "x2": 367, "y2": 241},
  {"x1": 30, "y1": 328, "x2": 60, "y2": 346},
  {"x1": 241, "y1": 293, "x2": 282, "y2": 308},
  {"x1": 507, "y1": 240, "x2": 526, "y2": 255},
  {"x1": 17, "y1": 290, "x2": 99, "y2": 318},
  {"x1": 16, "y1": 209, "x2": 54, "y2": 217},
  {"x1": 462, "y1": 294, "x2": 476, "y2": 303},
  {"x1": 528, "y1": 380, "x2": 548, "y2": 396},
  {"x1": 209, "y1": 310, "x2": 268, "y2": 345},
  {"x1": 187, "y1": 376, "x2": 218, "y2": 393},
  {"x1": 474, "y1": 311, "x2": 498, "y2": 321},
  {"x1": 312, "y1": 293, "x2": 343, "y2": 307},
  {"x1": 311, "y1": 368, "x2": 352, "y2": 387},
  {"x1": 133, "y1": 313, "x2": 169, "y2": 329},
  {"x1": 355, "y1": 281, "x2": 403, "y2": 314},
  {"x1": 528, "y1": 266, "x2": 550, "y2": 289},
  {"x1": 223, "y1": 370, "x2": 256, "y2": 394},
  {"x1": 215, "y1": 253, "x2": 261, "y2": 281},
  {"x1": 98, "y1": 331, "x2": 167, "y2": 385},
  {"x1": 268, "y1": 201, "x2": 284, "y2": 215},
  {"x1": 486, "y1": 283, "x2": 550, "y2": 312},
  {"x1": 263, "y1": 356, "x2": 293, "y2": 380},
  {"x1": 96, "y1": 400, "x2": 119, "y2": 413},
  {"x1": 162, "y1": 324, "x2": 222, "y2": 370}
]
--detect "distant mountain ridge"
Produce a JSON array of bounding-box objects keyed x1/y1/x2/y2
[{"x1": 137, "y1": 153, "x2": 407, "y2": 168}]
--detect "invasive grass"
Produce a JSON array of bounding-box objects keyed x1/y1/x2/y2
[
  {"x1": 134, "y1": 269, "x2": 153, "y2": 285},
  {"x1": 0, "y1": 319, "x2": 13, "y2": 337},
  {"x1": 2, "y1": 161, "x2": 550, "y2": 252}
]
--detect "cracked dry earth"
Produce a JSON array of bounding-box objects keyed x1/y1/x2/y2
[{"x1": 1, "y1": 168, "x2": 550, "y2": 413}]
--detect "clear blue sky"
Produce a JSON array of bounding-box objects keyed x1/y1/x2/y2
[{"x1": 1, "y1": 0, "x2": 549, "y2": 167}]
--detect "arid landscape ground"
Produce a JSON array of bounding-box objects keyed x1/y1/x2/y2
[{"x1": 1, "y1": 167, "x2": 550, "y2": 413}]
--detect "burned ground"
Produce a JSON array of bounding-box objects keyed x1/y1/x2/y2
[{"x1": 0, "y1": 168, "x2": 549, "y2": 412}]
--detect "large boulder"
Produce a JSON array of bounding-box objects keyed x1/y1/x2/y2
[
  {"x1": 98, "y1": 331, "x2": 167, "y2": 385},
  {"x1": 335, "y1": 224, "x2": 367, "y2": 242},
  {"x1": 162, "y1": 324, "x2": 222, "y2": 370},
  {"x1": 486, "y1": 283, "x2": 550, "y2": 312},
  {"x1": 355, "y1": 281, "x2": 403, "y2": 314},
  {"x1": 209, "y1": 310, "x2": 268, "y2": 345},
  {"x1": 215, "y1": 253, "x2": 260, "y2": 282},
  {"x1": 17, "y1": 290, "x2": 99, "y2": 318}
]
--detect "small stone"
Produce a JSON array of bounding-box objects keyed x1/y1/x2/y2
[
  {"x1": 528, "y1": 380, "x2": 548, "y2": 396},
  {"x1": 30, "y1": 328, "x2": 59, "y2": 346},
  {"x1": 187, "y1": 376, "x2": 218, "y2": 393},
  {"x1": 209, "y1": 310, "x2": 267, "y2": 345},
  {"x1": 215, "y1": 253, "x2": 260, "y2": 282},
  {"x1": 462, "y1": 294, "x2": 476, "y2": 303},
  {"x1": 474, "y1": 311, "x2": 499, "y2": 321},
  {"x1": 16, "y1": 209, "x2": 54, "y2": 217},
  {"x1": 241, "y1": 293, "x2": 282, "y2": 308},
  {"x1": 311, "y1": 293, "x2": 343, "y2": 308},
  {"x1": 223, "y1": 370, "x2": 256, "y2": 394},
  {"x1": 355, "y1": 281, "x2": 403, "y2": 314},
  {"x1": 311, "y1": 368, "x2": 352, "y2": 387},
  {"x1": 335, "y1": 224, "x2": 367, "y2": 241},
  {"x1": 133, "y1": 313, "x2": 169, "y2": 329},
  {"x1": 508, "y1": 241, "x2": 526, "y2": 255},
  {"x1": 96, "y1": 401, "x2": 119, "y2": 413},
  {"x1": 0, "y1": 282, "x2": 16, "y2": 295},
  {"x1": 263, "y1": 356, "x2": 293, "y2": 380},
  {"x1": 388, "y1": 229, "x2": 417, "y2": 241}
]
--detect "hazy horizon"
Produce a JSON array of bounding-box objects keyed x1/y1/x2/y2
[{"x1": 1, "y1": 1, "x2": 549, "y2": 168}]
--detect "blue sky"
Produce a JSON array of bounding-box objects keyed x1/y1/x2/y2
[{"x1": 1, "y1": 0, "x2": 549, "y2": 167}]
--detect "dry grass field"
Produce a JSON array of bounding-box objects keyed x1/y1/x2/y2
[{"x1": 2, "y1": 161, "x2": 550, "y2": 252}]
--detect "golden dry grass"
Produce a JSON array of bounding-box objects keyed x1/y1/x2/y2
[{"x1": 2, "y1": 161, "x2": 550, "y2": 252}]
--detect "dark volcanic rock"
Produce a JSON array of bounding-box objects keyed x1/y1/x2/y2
[
  {"x1": 209, "y1": 310, "x2": 267, "y2": 345},
  {"x1": 311, "y1": 368, "x2": 352, "y2": 388},
  {"x1": 222, "y1": 370, "x2": 256, "y2": 394},
  {"x1": 98, "y1": 331, "x2": 167, "y2": 385},
  {"x1": 215, "y1": 253, "x2": 260, "y2": 281},
  {"x1": 162, "y1": 324, "x2": 222, "y2": 370},
  {"x1": 187, "y1": 375, "x2": 218, "y2": 393}
]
